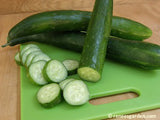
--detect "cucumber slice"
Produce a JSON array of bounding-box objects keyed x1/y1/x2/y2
[
  {"x1": 43, "y1": 60, "x2": 68, "y2": 83},
  {"x1": 31, "y1": 53, "x2": 51, "y2": 64},
  {"x1": 20, "y1": 44, "x2": 38, "y2": 57},
  {"x1": 21, "y1": 47, "x2": 40, "y2": 65},
  {"x1": 25, "y1": 51, "x2": 43, "y2": 67},
  {"x1": 37, "y1": 83, "x2": 61, "y2": 108},
  {"x1": 59, "y1": 78, "x2": 75, "y2": 90},
  {"x1": 14, "y1": 52, "x2": 22, "y2": 66},
  {"x1": 63, "y1": 60, "x2": 79, "y2": 75},
  {"x1": 63, "y1": 80, "x2": 89, "y2": 105},
  {"x1": 29, "y1": 60, "x2": 48, "y2": 85}
]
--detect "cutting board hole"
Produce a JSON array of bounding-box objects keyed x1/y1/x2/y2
[{"x1": 89, "y1": 92, "x2": 138, "y2": 105}]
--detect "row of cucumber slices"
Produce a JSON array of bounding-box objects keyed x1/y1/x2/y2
[{"x1": 15, "y1": 44, "x2": 89, "y2": 107}]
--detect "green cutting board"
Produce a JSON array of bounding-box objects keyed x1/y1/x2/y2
[{"x1": 21, "y1": 43, "x2": 160, "y2": 120}]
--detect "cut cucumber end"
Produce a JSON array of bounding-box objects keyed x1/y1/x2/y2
[
  {"x1": 78, "y1": 67, "x2": 100, "y2": 82},
  {"x1": 37, "y1": 83, "x2": 61, "y2": 108}
]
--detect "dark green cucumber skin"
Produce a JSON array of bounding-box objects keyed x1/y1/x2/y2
[
  {"x1": 7, "y1": 10, "x2": 152, "y2": 41},
  {"x1": 79, "y1": 0, "x2": 113, "y2": 75},
  {"x1": 107, "y1": 37, "x2": 160, "y2": 69},
  {"x1": 112, "y1": 16, "x2": 152, "y2": 40},
  {"x1": 8, "y1": 10, "x2": 91, "y2": 41},
  {"x1": 6, "y1": 32, "x2": 160, "y2": 70}
]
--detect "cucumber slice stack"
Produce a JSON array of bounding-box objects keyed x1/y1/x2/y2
[
  {"x1": 21, "y1": 47, "x2": 41, "y2": 65},
  {"x1": 20, "y1": 44, "x2": 51, "y2": 67},
  {"x1": 14, "y1": 52, "x2": 22, "y2": 66},
  {"x1": 25, "y1": 51, "x2": 42, "y2": 67},
  {"x1": 14, "y1": 43, "x2": 90, "y2": 108}
]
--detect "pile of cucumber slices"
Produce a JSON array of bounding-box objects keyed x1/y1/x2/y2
[{"x1": 15, "y1": 44, "x2": 89, "y2": 108}]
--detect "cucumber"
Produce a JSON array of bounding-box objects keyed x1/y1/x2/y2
[
  {"x1": 37, "y1": 83, "x2": 61, "y2": 108},
  {"x1": 29, "y1": 60, "x2": 48, "y2": 85},
  {"x1": 14, "y1": 52, "x2": 22, "y2": 66},
  {"x1": 21, "y1": 47, "x2": 40, "y2": 65},
  {"x1": 20, "y1": 44, "x2": 39, "y2": 57},
  {"x1": 7, "y1": 10, "x2": 91, "y2": 41},
  {"x1": 63, "y1": 59, "x2": 79, "y2": 75},
  {"x1": 31, "y1": 53, "x2": 51, "y2": 64},
  {"x1": 78, "y1": 0, "x2": 113, "y2": 82},
  {"x1": 43, "y1": 60, "x2": 68, "y2": 83},
  {"x1": 3, "y1": 11, "x2": 152, "y2": 46},
  {"x1": 63, "y1": 80, "x2": 89, "y2": 105},
  {"x1": 112, "y1": 16, "x2": 152, "y2": 40},
  {"x1": 4, "y1": 32, "x2": 160, "y2": 69},
  {"x1": 107, "y1": 37, "x2": 160, "y2": 69},
  {"x1": 25, "y1": 51, "x2": 42, "y2": 67},
  {"x1": 59, "y1": 78, "x2": 75, "y2": 90}
]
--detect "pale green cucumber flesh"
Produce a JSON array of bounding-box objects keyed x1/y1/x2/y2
[
  {"x1": 63, "y1": 59, "x2": 79, "y2": 75},
  {"x1": 37, "y1": 83, "x2": 61, "y2": 108},
  {"x1": 31, "y1": 53, "x2": 51, "y2": 64},
  {"x1": 63, "y1": 80, "x2": 89, "y2": 105},
  {"x1": 14, "y1": 52, "x2": 22, "y2": 65},
  {"x1": 43, "y1": 60, "x2": 68, "y2": 83},
  {"x1": 20, "y1": 44, "x2": 39, "y2": 57},
  {"x1": 25, "y1": 51, "x2": 43, "y2": 67},
  {"x1": 21, "y1": 47, "x2": 40, "y2": 65},
  {"x1": 59, "y1": 78, "x2": 75, "y2": 90},
  {"x1": 78, "y1": 67, "x2": 100, "y2": 82},
  {"x1": 29, "y1": 61, "x2": 48, "y2": 85}
]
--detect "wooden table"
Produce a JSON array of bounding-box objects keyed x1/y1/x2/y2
[{"x1": 0, "y1": 0, "x2": 160, "y2": 120}]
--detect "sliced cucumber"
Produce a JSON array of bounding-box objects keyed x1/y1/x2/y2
[
  {"x1": 37, "y1": 83, "x2": 61, "y2": 108},
  {"x1": 20, "y1": 44, "x2": 38, "y2": 57},
  {"x1": 14, "y1": 52, "x2": 22, "y2": 66},
  {"x1": 31, "y1": 53, "x2": 51, "y2": 64},
  {"x1": 25, "y1": 51, "x2": 43, "y2": 67},
  {"x1": 21, "y1": 47, "x2": 40, "y2": 65},
  {"x1": 59, "y1": 78, "x2": 75, "y2": 90},
  {"x1": 63, "y1": 59, "x2": 79, "y2": 75},
  {"x1": 43, "y1": 60, "x2": 68, "y2": 83},
  {"x1": 78, "y1": 67, "x2": 100, "y2": 82},
  {"x1": 29, "y1": 60, "x2": 48, "y2": 85},
  {"x1": 63, "y1": 80, "x2": 89, "y2": 105}
]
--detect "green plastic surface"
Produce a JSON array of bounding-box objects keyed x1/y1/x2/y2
[{"x1": 21, "y1": 43, "x2": 160, "y2": 120}]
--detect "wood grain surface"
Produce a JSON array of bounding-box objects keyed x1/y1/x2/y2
[
  {"x1": 0, "y1": 0, "x2": 160, "y2": 120},
  {"x1": 0, "y1": 0, "x2": 159, "y2": 15}
]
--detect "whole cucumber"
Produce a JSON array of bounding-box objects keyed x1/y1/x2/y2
[
  {"x1": 78, "y1": 0, "x2": 113, "y2": 82},
  {"x1": 7, "y1": 10, "x2": 152, "y2": 41},
  {"x1": 3, "y1": 32, "x2": 160, "y2": 70}
]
